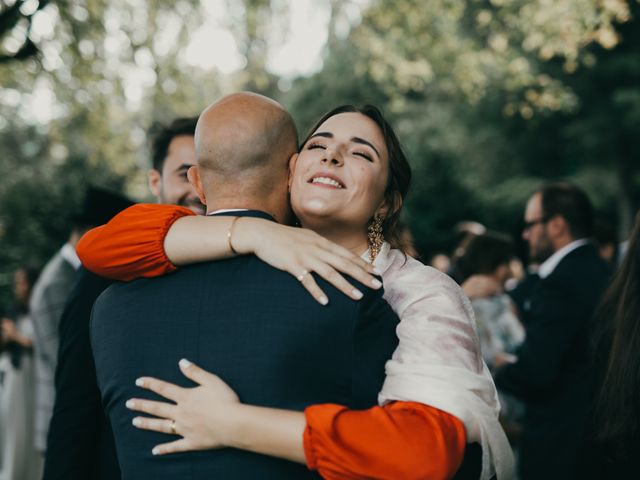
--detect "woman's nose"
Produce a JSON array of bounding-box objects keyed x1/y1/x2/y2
[{"x1": 321, "y1": 147, "x2": 344, "y2": 166}]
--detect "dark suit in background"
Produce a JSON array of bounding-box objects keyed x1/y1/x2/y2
[
  {"x1": 43, "y1": 267, "x2": 120, "y2": 480},
  {"x1": 495, "y1": 244, "x2": 610, "y2": 479},
  {"x1": 91, "y1": 211, "x2": 399, "y2": 480}
]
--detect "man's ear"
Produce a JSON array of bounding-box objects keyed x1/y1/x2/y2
[
  {"x1": 187, "y1": 166, "x2": 207, "y2": 206},
  {"x1": 148, "y1": 169, "x2": 162, "y2": 198},
  {"x1": 287, "y1": 153, "x2": 299, "y2": 192},
  {"x1": 547, "y1": 215, "x2": 567, "y2": 239}
]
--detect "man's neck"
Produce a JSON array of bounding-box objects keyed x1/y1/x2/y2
[
  {"x1": 553, "y1": 235, "x2": 575, "y2": 253},
  {"x1": 206, "y1": 199, "x2": 290, "y2": 225}
]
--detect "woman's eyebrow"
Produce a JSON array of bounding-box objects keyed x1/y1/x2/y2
[{"x1": 308, "y1": 132, "x2": 333, "y2": 140}]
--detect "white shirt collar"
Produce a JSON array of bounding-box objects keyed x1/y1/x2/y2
[
  {"x1": 61, "y1": 243, "x2": 81, "y2": 270},
  {"x1": 538, "y1": 238, "x2": 590, "y2": 279},
  {"x1": 206, "y1": 209, "x2": 249, "y2": 216}
]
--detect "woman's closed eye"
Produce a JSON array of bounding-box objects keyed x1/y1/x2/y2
[
  {"x1": 307, "y1": 142, "x2": 326, "y2": 150},
  {"x1": 307, "y1": 141, "x2": 373, "y2": 162},
  {"x1": 353, "y1": 150, "x2": 373, "y2": 162}
]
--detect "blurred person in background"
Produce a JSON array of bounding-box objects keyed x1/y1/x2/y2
[
  {"x1": 0, "y1": 266, "x2": 40, "y2": 480},
  {"x1": 504, "y1": 257, "x2": 525, "y2": 292},
  {"x1": 455, "y1": 232, "x2": 525, "y2": 444},
  {"x1": 146, "y1": 118, "x2": 206, "y2": 214},
  {"x1": 494, "y1": 182, "x2": 611, "y2": 480},
  {"x1": 44, "y1": 117, "x2": 200, "y2": 480},
  {"x1": 448, "y1": 221, "x2": 487, "y2": 283},
  {"x1": 585, "y1": 211, "x2": 640, "y2": 478},
  {"x1": 455, "y1": 232, "x2": 524, "y2": 370},
  {"x1": 505, "y1": 262, "x2": 540, "y2": 328},
  {"x1": 429, "y1": 252, "x2": 451, "y2": 273},
  {"x1": 30, "y1": 186, "x2": 133, "y2": 462},
  {"x1": 455, "y1": 220, "x2": 487, "y2": 238}
]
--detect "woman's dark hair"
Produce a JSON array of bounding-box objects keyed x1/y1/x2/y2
[
  {"x1": 454, "y1": 232, "x2": 515, "y2": 281},
  {"x1": 300, "y1": 105, "x2": 412, "y2": 251},
  {"x1": 593, "y1": 211, "x2": 640, "y2": 456}
]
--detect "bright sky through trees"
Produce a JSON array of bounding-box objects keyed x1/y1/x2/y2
[{"x1": 15, "y1": 0, "x2": 369, "y2": 123}]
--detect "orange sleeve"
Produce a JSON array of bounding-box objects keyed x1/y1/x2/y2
[
  {"x1": 303, "y1": 401, "x2": 466, "y2": 480},
  {"x1": 76, "y1": 204, "x2": 195, "y2": 281}
]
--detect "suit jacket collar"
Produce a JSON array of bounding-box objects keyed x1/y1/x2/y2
[
  {"x1": 538, "y1": 239, "x2": 592, "y2": 279},
  {"x1": 207, "y1": 209, "x2": 275, "y2": 222}
]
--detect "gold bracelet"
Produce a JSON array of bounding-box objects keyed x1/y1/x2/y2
[{"x1": 227, "y1": 217, "x2": 241, "y2": 255}]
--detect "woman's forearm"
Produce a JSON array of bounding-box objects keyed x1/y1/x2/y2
[
  {"x1": 226, "y1": 404, "x2": 307, "y2": 464},
  {"x1": 163, "y1": 216, "x2": 259, "y2": 266}
]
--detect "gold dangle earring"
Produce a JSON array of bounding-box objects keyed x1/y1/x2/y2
[{"x1": 367, "y1": 214, "x2": 384, "y2": 263}]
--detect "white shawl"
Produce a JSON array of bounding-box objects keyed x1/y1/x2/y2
[{"x1": 370, "y1": 243, "x2": 515, "y2": 479}]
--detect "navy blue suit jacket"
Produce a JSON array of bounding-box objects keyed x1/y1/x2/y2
[
  {"x1": 495, "y1": 244, "x2": 610, "y2": 480},
  {"x1": 91, "y1": 211, "x2": 399, "y2": 480}
]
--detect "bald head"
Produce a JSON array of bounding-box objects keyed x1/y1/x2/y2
[{"x1": 194, "y1": 93, "x2": 298, "y2": 196}]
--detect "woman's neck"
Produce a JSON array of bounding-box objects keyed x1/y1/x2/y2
[{"x1": 306, "y1": 222, "x2": 369, "y2": 258}]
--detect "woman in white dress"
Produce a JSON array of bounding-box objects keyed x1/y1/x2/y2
[{"x1": 0, "y1": 267, "x2": 42, "y2": 480}]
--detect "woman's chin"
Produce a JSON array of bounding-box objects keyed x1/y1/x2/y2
[
  {"x1": 294, "y1": 203, "x2": 341, "y2": 229},
  {"x1": 294, "y1": 198, "x2": 339, "y2": 218}
]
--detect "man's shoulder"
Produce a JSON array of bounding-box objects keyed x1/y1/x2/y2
[
  {"x1": 95, "y1": 255, "x2": 363, "y2": 313},
  {"x1": 534, "y1": 245, "x2": 610, "y2": 316},
  {"x1": 547, "y1": 244, "x2": 609, "y2": 285},
  {"x1": 33, "y1": 251, "x2": 66, "y2": 287},
  {"x1": 31, "y1": 251, "x2": 76, "y2": 306}
]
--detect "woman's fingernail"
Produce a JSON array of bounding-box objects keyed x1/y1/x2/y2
[
  {"x1": 126, "y1": 400, "x2": 136, "y2": 409},
  {"x1": 179, "y1": 358, "x2": 191, "y2": 369},
  {"x1": 373, "y1": 267, "x2": 382, "y2": 275},
  {"x1": 152, "y1": 447, "x2": 160, "y2": 456},
  {"x1": 319, "y1": 295, "x2": 329, "y2": 305},
  {"x1": 371, "y1": 279, "x2": 382, "y2": 289},
  {"x1": 352, "y1": 289, "x2": 363, "y2": 299},
  {"x1": 135, "y1": 378, "x2": 144, "y2": 387},
  {"x1": 132, "y1": 417, "x2": 142, "y2": 427}
]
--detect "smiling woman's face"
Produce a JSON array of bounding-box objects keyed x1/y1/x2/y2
[{"x1": 290, "y1": 112, "x2": 390, "y2": 235}]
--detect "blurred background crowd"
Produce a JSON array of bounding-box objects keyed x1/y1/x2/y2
[{"x1": 0, "y1": 0, "x2": 639, "y2": 479}]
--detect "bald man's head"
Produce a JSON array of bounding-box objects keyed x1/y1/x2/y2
[{"x1": 193, "y1": 92, "x2": 298, "y2": 200}]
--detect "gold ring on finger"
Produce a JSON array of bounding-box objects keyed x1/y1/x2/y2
[{"x1": 170, "y1": 420, "x2": 177, "y2": 435}]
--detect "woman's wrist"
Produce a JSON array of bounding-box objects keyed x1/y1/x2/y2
[
  {"x1": 221, "y1": 403, "x2": 254, "y2": 449},
  {"x1": 230, "y1": 217, "x2": 263, "y2": 256},
  {"x1": 222, "y1": 403, "x2": 307, "y2": 463}
]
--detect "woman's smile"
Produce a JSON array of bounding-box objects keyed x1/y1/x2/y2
[{"x1": 308, "y1": 172, "x2": 346, "y2": 189}]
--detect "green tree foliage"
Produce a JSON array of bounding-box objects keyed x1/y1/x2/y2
[
  {"x1": 287, "y1": 0, "x2": 640, "y2": 257},
  {"x1": 0, "y1": 0, "x2": 51, "y2": 63},
  {"x1": 0, "y1": 0, "x2": 212, "y2": 305},
  {"x1": 0, "y1": 0, "x2": 638, "y2": 308}
]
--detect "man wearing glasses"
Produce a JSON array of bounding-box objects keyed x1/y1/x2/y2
[{"x1": 494, "y1": 183, "x2": 610, "y2": 480}]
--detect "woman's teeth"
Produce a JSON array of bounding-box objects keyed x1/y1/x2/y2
[{"x1": 312, "y1": 177, "x2": 343, "y2": 188}]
